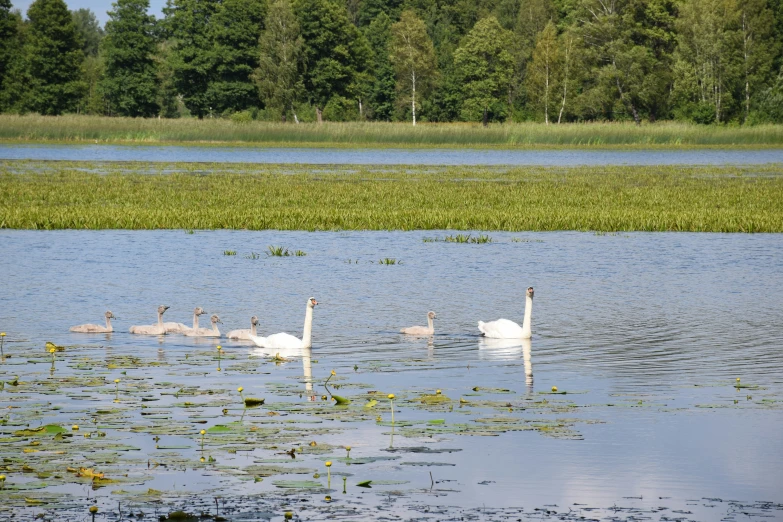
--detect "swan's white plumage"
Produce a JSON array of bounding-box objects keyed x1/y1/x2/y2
[
  {"x1": 478, "y1": 287, "x2": 534, "y2": 339},
  {"x1": 477, "y1": 318, "x2": 526, "y2": 338},
  {"x1": 249, "y1": 298, "x2": 317, "y2": 354}
]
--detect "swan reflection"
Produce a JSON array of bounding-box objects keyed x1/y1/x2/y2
[
  {"x1": 478, "y1": 337, "x2": 533, "y2": 388},
  {"x1": 302, "y1": 346, "x2": 315, "y2": 401}
]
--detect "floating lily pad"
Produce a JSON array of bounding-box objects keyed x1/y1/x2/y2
[{"x1": 271, "y1": 480, "x2": 324, "y2": 489}]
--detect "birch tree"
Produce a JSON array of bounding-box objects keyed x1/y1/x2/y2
[
  {"x1": 254, "y1": 0, "x2": 304, "y2": 122},
  {"x1": 389, "y1": 9, "x2": 437, "y2": 125},
  {"x1": 526, "y1": 20, "x2": 559, "y2": 124}
]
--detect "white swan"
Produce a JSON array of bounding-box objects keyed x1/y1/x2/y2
[
  {"x1": 227, "y1": 316, "x2": 259, "y2": 340},
  {"x1": 183, "y1": 314, "x2": 222, "y2": 337},
  {"x1": 130, "y1": 305, "x2": 169, "y2": 335},
  {"x1": 70, "y1": 311, "x2": 115, "y2": 333},
  {"x1": 478, "y1": 287, "x2": 534, "y2": 339},
  {"x1": 249, "y1": 297, "x2": 317, "y2": 353},
  {"x1": 164, "y1": 307, "x2": 207, "y2": 334},
  {"x1": 400, "y1": 311, "x2": 436, "y2": 335}
]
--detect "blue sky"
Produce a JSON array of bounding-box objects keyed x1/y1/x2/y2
[{"x1": 12, "y1": 0, "x2": 167, "y2": 25}]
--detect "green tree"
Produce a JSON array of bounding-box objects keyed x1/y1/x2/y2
[
  {"x1": 24, "y1": 0, "x2": 86, "y2": 114},
  {"x1": 254, "y1": 0, "x2": 303, "y2": 121},
  {"x1": 454, "y1": 16, "x2": 515, "y2": 124},
  {"x1": 364, "y1": 12, "x2": 396, "y2": 120},
  {"x1": 739, "y1": 0, "x2": 778, "y2": 121},
  {"x1": 525, "y1": 19, "x2": 559, "y2": 123},
  {"x1": 101, "y1": 0, "x2": 160, "y2": 117},
  {"x1": 71, "y1": 8, "x2": 104, "y2": 57},
  {"x1": 163, "y1": 0, "x2": 220, "y2": 118},
  {"x1": 209, "y1": 0, "x2": 267, "y2": 114},
  {"x1": 572, "y1": 0, "x2": 676, "y2": 124},
  {"x1": 294, "y1": 0, "x2": 371, "y2": 122},
  {"x1": 0, "y1": 3, "x2": 22, "y2": 111},
  {"x1": 357, "y1": 0, "x2": 401, "y2": 27},
  {"x1": 80, "y1": 54, "x2": 105, "y2": 114},
  {"x1": 673, "y1": 0, "x2": 742, "y2": 123},
  {"x1": 389, "y1": 9, "x2": 437, "y2": 125}
]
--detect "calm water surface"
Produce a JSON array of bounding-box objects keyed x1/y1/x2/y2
[
  {"x1": 1, "y1": 230, "x2": 782, "y2": 520},
  {"x1": 1, "y1": 143, "x2": 783, "y2": 165}
]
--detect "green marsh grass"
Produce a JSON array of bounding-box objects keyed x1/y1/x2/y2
[
  {"x1": 267, "y1": 246, "x2": 291, "y2": 257},
  {"x1": 1, "y1": 161, "x2": 782, "y2": 232},
  {"x1": 2, "y1": 114, "x2": 783, "y2": 148}
]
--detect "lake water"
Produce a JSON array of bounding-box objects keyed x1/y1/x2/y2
[
  {"x1": 1, "y1": 230, "x2": 782, "y2": 520},
  {"x1": 1, "y1": 143, "x2": 783, "y2": 165}
]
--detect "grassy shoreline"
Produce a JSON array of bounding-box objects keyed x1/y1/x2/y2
[
  {"x1": 2, "y1": 160, "x2": 782, "y2": 232},
  {"x1": 2, "y1": 114, "x2": 783, "y2": 148}
]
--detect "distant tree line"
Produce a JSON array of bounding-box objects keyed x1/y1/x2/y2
[{"x1": 1, "y1": 0, "x2": 782, "y2": 124}]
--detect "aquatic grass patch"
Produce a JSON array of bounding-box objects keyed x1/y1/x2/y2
[
  {"x1": 444, "y1": 234, "x2": 492, "y2": 243},
  {"x1": 2, "y1": 115, "x2": 783, "y2": 148},
  {"x1": 3, "y1": 161, "x2": 782, "y2": 232}
]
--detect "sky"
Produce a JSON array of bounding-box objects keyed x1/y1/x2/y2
[{"x1": 11, "y1": 0, "x2": 167, "y2": 25}]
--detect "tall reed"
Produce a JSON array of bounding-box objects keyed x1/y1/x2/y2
[{"x1": 1, "y1": 114, "x2": 782, "y2": 147}]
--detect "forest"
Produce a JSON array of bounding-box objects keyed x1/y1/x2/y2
[{"x1": 0, "y1": 0, "x2": 782, "y2": 125}]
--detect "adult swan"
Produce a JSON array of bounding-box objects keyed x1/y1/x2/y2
[
  {"x1": 249, "y1": 297, "x2": 318, "y2": 352},
  {"x1": 478, "y1": 287, "x2": 534, "y2": 339}
]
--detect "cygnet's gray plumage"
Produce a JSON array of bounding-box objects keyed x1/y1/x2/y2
[
  {"x1": 184, "y1": 314, "x2": 222, "y2": 337},
  {"x1": 70, "y1": 311, "x2": 116, "y2": 333},
  {"x1": 227, "y1": 316, "x2": 259, "y2": 340},
  {"x1": 164, "y1": 307, "x2": 207, "y2": 334},
  {"x1": 400, "y1": 311, "x2": 437, "y2": 335},
  {"x1": 130, "y1": 305, "x2": 169, "y2": 335}
]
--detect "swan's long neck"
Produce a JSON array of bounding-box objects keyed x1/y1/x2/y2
[
  {"x1": 192, "y1": 313, "x2": 200, "y2": 330},
  {"x1": 251, "y1": 321, "x2": 257, "y2": 336},
  {"x1": 105, "y1": 316, "x2": 112, "y2": 330},
  {"x1": 302, "y1": 305, "x2": 314, "y2": 348},
  {"x1": 427, "y1": 316, "x2": 434, "y2": 331},
  {"x1": 157, "y1": 312, "x2": 164, "y2": 328},
  {"x1": 212, "y1": 321, "x2": 220, "y2": 334},
  {"x1": 521, "y1": 295, "x2": 533, "y2": 338}
]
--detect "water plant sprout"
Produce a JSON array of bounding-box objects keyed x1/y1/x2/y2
[
  {"x1": 552, "y1": 386, "x2": 558, "y2": 392},
  {"x1": 89, "y1": 506, "x2": 98, "y2": 522},
  {"x1": 388, "y1": 394, "x2": 395, "y2": 424},
  {"x1": 0, "y1": 474, "x2": 5, "y2": 490},
  {"x1": 0, "y1": 332, "x2": 5, "y2": 361},
  {"x1": 325, "y1": 461, "x2": 332, "y2": 488},
  {"x1": 345, "y1": 445, "x2": 351, "y2": 459},
  {"x1": 216, "y1": 345, "x2": 222, "y2": 371},
  {"x1": 200, "y1": 429, "x2": 206, "y2": 451},
  {"x1": 114, "y1": 379, "x2": 120, "y2": 401},
  {"x1": 238, "y1": 386, "x2": 244, "y2": 404}
]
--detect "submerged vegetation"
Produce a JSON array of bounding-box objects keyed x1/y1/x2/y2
[
  {"x1": 2, "y1": 116, "x2": 783, "y2": 147},
  {"x1": 1, "y1": 160, "x2": 782, "y2": 232}
]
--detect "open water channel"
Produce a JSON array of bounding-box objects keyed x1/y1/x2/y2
[
  {"x1": 1, "y1": 227, "x2": 782, "y2": 521},
  {"x1": 1, "y1": 143, "x2": 783, "y2": 165}
]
